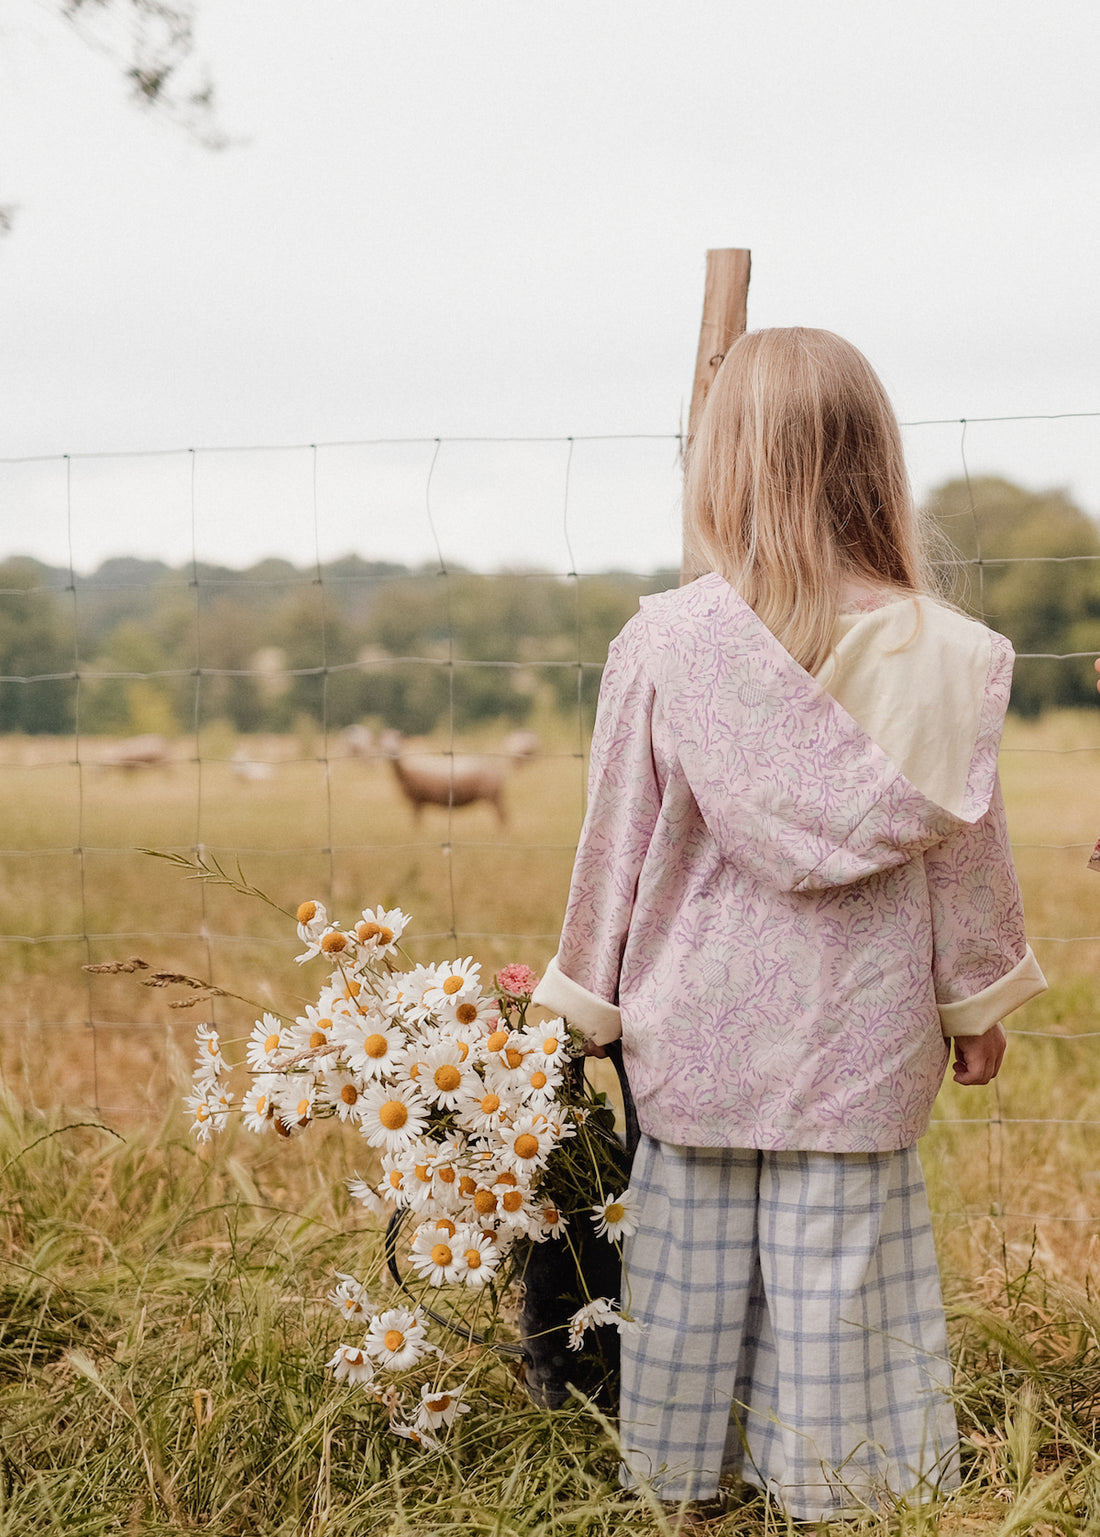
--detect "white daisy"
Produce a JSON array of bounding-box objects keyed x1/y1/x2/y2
[
  {"x1": 415, "y1": 1382, "x2": 470, "y2": 1431},
  {"x1": 241, "y1": 1076, "x2": 281, "y2": 1134},
  {"x1": 358, "y1": 1080, "x2": 430, "y2": 1152},
  {"x1": 423, "y1": 956, "x2": 481, "y2": 1010},
  {"x1": 591, "y1": 1188, "x2": 641, "y2": 1241},
  {"x1": 286, "y1": 1003, "x2": 337, "y2": 1053},
  {"x1": 322, "y1": 1067, "x2": 366, "y2": 1123},
  {"x1": 354, "y1": 905, "x2": 410, "y2": 957},
  {"x1": 495, "y1": 1113, "x2": 557, "y2": 1175},
  {"x1": 328, "y1": 1272, "x2": 372, "y2": 1323},
  {"x1": 272, "y1": 1077, "x2": 318, "y2": 1131},
  {"x1": 516, "y1": 1056, "x2": 564, "y2": 1103},
  {"x1": 343, "y1": 1020, "x2": 405, "y2": 1080},
  {"x1": 246, "y1": 1013, "x2": 287, "y2": 1071},
  {"x1": 364, "y1": 1306, "x2": 434, "y2": 1370},
  {"x1": 533, "y1": 1203, "x2": 569, "y2": 1241},
  {"x1": 566, "y1": 1297, "x2": 645, "y2": 1351},
  {"x1": 389, "y1": 1420, "x2": 442, "y2": 1452},
  {"x1": 521, "y1": 1018, "x2": 571, "y2": 1070},
  {"x1": 450, "y1": 1225, "x2": 501, "y2": 1288},
  {"x1": 184, "y1": 1083, "x2": 233, "y2": 1141},
  {"x1": 294, "y1": 899, "x2": 329, "y2": 962},
  {"x1": 408, "y1": 1222, "x2": 465, "y2": 1286},
  {"x1": 346, "y1": 1172, "x2": 392, "y2": 1218},
  {"x1": 418, "y1": 1040, "x2": 481, "y2": 1111},
  {"x1": 438, "y1": 993, "x2": 498, "y2": 1037},
  {"x1": 328, "y1": 1343, "x2": 376, "y2": 1387},
  {"x1": 193, "y1": 1024, "x2": 226, "y2": 1081},
  {"x1": 385, "y1": 965, "x2": 445, "y2": 1026},
  {"x1": 455, "y1": 1084, "x2": 520, "y2": 1137}
]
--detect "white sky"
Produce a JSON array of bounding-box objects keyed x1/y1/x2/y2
[{"x1": 1, "y1": 0, "x2": 1099, "y2": 574}]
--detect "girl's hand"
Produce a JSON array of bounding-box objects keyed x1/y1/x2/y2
[
  {"x1": 1095, "y1": 657, "x2": 1100, "y2": 693},
  {"x1": 951, "y1": 1022, "x2": 1006, "y2": 1085},
  {"x1": 582, "y1": 1038, "x2": 609, "y2": 1059}
]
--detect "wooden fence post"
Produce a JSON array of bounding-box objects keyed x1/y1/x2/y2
[{"x1": 683, "y1": 248, "x2": 751, "y2": 581}]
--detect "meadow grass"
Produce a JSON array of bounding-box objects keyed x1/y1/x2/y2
[{"x1": 2, "y1": 712, "x2": 1100, "y2": 1531}]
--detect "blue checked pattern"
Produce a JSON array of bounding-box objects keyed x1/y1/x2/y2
[{"x1": 618, "y1": 1138, "x2": 960, "y2": 1521}]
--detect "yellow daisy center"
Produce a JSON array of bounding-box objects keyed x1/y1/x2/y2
[
  {"x1": 530, "y1": 1070, "x2": 547, "y2": 1089},
  {"x1": 544, "y1": 1207, "x2": 560, "y2": 1225},
  {"x1": 309, "y1": 1031, "x2": 327, "y2": 1048},
  {"x1": 345, "y1": 979, "x2": 362, "y2": 999},
  {"x1": 442, "y1": 975, "x2": 464, "y2": 995},
  {"x1": 502, "y1": 1190, "x2": 524, "y2": 1213},
  {"x1": 264, "y1": 1032, "x2": 280, "y2": 1053},
  {"x1": 296, "y1": 901, "x2": 317, "y2": 924},
  {"x1": 464, "y1": 1249, "x2": 483, "y2": 1270},
  {"x1": 504, "y1": 1048, "x2": 524, "y2": 1069},
  {"x1": 434, "y1": 1064, "x2": 461, "y2": 1092},
  {"x1": 438, "y1": 1166, "x2": 456, "y2": 1184},
  {"x1": 205, "y1": 1038, "x2": 218, "y2": 1056},
  {"x1": 431, "y1": 1244, "x2": 454, "y2": 1267},
  {"x1": 473, "y1": 1189, "x2": 498, "y2": 1215},
  {"x1": 321, "y1": 932, "x2": 348, "y2": 953},
  {"x1": 347, "y1": 1348, "x2": 365, "y2": 1365},
  {"x1": 195, "y1": 1104, "x2": 209, "y2": 1121},
  {"x1": 340, "y1": 1085, "x2": 358, "y2": 1105},
  {"x1": 513, "y1": 1133, "x2": 540, "y2": 1160},
  {"x1": 459, "y1": 1175, "x2": 478, "y2": 1197},
  {"x1": 415, "y1": 1164, "x2": 432, "y2": 1183},
  {"x1": 255, "y1": 1096, "x2": 266, "y2": 1115},
  {"x1": 357, "y1": 921, "x2": 381, "y2": 942},
  {"x1": 425, "y1": 1394, "x2": 451, "y2": 1413},
  {"x1": 542, "y1": 1037, "x2": 560, "y2": 1055},
  {"x1": 383, "y1": 1329, "x2": 406, "y2": 1352},
  {"x1": 389, "y1": 1170, "x2": 403, "y2": 1189},
  {"x1": 487, "y1": 1029, "x2": 509, "y2": 1053},
  {"x1": 363, "y1": 1033, "x2": 388, "y2": 1059},
  {"x1": 380, "y1": 1100, "x2": 409, "y2": 1130},
  {"x1": 297, "y1": 1098, "x2": 311, "y2": 1118},
  {"x1": 605, "y1": 1203, "x2": 625, "y2": 1225},
  {"x1": 435, "y1": 1218, "x2": 457, "y2": 1236},
  {"x1": 480, "y1": 1093, "x2": 500, "y2": 1115},
  {"x1": 455, "y1": 1003, "x2": 478, "y2": 1025},
  {"x1": 495, "y1": 1172, "x2": 518, "y2": 1187}
]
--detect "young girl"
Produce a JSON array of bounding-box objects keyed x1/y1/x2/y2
[{"x1": 533, "y1": 328, "x2": 1047, "y2": 1527}]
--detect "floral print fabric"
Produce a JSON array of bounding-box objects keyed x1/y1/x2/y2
[{"x1": 546, "y1": 575, "x2": 1037, "y2": 1153}]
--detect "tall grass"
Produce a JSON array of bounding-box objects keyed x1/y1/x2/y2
[{"x1": 2, "y1": 711, "x2": 1100, "y2": 1530}]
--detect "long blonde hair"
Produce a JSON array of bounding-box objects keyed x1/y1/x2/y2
[{"x1": 683, "y1": 327, "x2": 936, "y2": 673}]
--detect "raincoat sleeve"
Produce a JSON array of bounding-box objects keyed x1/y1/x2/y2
[
  {"x1": 532, "y1": 620, "x2": 661, "y2": 1045},
  {"x1": 924, "y1": 776, "x2": 1046, "y2": 1037}
]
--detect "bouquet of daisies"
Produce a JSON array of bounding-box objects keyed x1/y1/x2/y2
[{"x1": 184, "y1": 897, "x2": 641, "y2": 1446}]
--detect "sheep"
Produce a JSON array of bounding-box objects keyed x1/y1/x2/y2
[
  {"x1": 99, "y1": 734, "x2": 171, "y2": 771},
  {"x1": 382, "y1": 732, "x2": 539, "y2": 824}
]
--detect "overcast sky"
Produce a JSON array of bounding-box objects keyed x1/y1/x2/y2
[{"x1": 1, "y1": 0, "x2": 1098, "y2": 574}]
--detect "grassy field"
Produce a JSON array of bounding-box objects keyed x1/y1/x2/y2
[{"x1": 2, "y1": 711, "x2": 1100, "y2": 1533}]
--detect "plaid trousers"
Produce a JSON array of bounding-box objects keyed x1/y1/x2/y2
[{"x1": 618, "y1": 1138, "x2": 960, "y2": 1521}]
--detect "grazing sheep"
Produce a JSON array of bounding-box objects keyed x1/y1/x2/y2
[
  {"x1": 382, "y1": 732, "x2": 539, "y2": 824},
  {"x1": 100, "y1": 734, "x2": 171, "y2": 771},
  {"x1": 231, "y1": 746, "x2": 274, "y2": 782},
  {"x1": 340, "y1": 723, "x2": 376, "y2": 760}
]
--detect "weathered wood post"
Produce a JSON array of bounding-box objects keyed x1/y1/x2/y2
[{"x1": 683, "y1": 248, "x2": 751, "y2": 581}]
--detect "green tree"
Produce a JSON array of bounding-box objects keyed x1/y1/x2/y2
[
  {"x1": 927, "y1": 476, "x2": 1100, "y2": 715},
  {"x1": 0, "y1": 560, "x2": 76, "y2": 734}
]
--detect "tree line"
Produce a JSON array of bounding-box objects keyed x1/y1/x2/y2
[{"x1": 1, "y1": 475, "x2": 1097, "y2": 736}]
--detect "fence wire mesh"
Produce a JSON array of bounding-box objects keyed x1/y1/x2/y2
[{"x1": 2, "y1": 419, "x2": 1100, "y2": 1241}]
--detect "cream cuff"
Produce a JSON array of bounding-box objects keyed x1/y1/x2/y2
[
  {"x1": 937, "y1": 946, "x2": 1047, "y2": 1037},
  {"x1": 531, "y1": 956, "x2": 623, "y2": 1046}
]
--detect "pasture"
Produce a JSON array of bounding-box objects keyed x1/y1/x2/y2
[{"x1": 2, "y1": 710, "x2": 1100, "y2": 1533}]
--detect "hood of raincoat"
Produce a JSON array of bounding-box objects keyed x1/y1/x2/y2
[{"x1": 640, "y1": 573, "x2": 1013, "y2": 894}]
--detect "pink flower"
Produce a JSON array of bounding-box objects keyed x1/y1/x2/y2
[{"x1": 496, "y1": 963, "x2": 540, "y2": 998}]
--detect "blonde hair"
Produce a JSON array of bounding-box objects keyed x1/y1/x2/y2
[{"x1": 683, "y1": 327, "x2": 937, "y2": 673}]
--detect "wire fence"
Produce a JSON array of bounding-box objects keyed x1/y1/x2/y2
[{"x1": 2, "y1": 419, "x2": 1100, "y2": 1241}]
